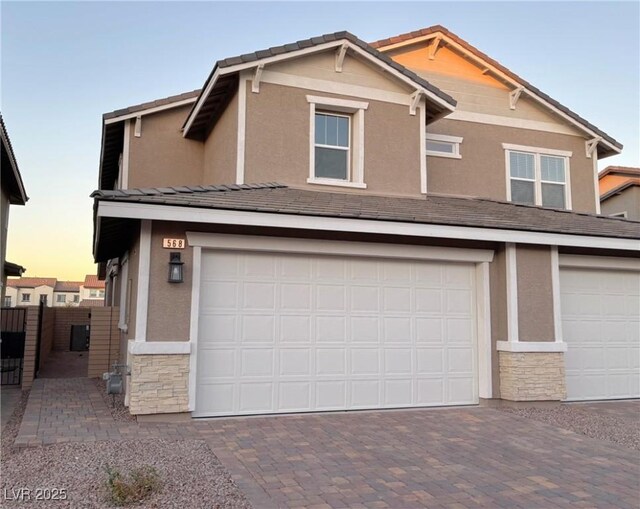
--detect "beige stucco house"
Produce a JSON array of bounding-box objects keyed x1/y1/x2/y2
[
  {"x1": 92, "y1": 26, "x2": 639, "y2": 418},
  {"x1": 1, "y1": 114, "x2": 28, "y2": 299},
  {"x1": 599, "y1": 166, "x2": 640, "y2": 220}
]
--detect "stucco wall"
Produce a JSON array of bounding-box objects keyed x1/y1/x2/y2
[
  {"x1": 127, "y1": 105, "x2": 203, "y2": 189},
  {"x1": 244, "y1": 83, "x2": 422, "y2": 197},
  {"x1": 601, "y1": 186, "x2": 640, "y2": 221},
  {"x1": 489, "y1": 246, "x2": 507, "y2": 398},
  {"x1": 145, "y1": 222, "x2": 193, "y2": 342},
  {"x1": 516, "y1": 245, "x2": 555, "y2": 342},
  {"x1": 203, "y1": 89, "x2": 238, "y2": 185},
  {"x1": 426, "y1": 118, "x2": 598, "y2": 213}
]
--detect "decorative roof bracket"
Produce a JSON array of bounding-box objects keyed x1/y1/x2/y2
[
  {"x1": 509, "y1": 86, "x2": 525, "y2": 110},
  {"x1": 428, "y1": 36, "x2": 442, "y2": 60},
  {"x1": 585, "y1": 137, "x2": 601, "y2": 158},
  {"x1": 134, "y1": 116, "x2": 142, "y2": 138},
  {"x1": 335, "y1": 42, "x2": 348, "y2": 73},
  {"x1": 409, "y1": 90, "x2": 424, "y2": 116},
  {"x1": 251, "y1": 64, "x2": 264, "y2": 93}
]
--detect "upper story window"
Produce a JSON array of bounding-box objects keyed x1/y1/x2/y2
[
  {"x1": 306, "y1": 95, "x2": 368, "y2": 189},
  {"x1": 21, "y1": 293, "x2": 31, "y2": 302},
  {"x1": 89, "y1": 289, "x2": 105, "y2": 298},
  {"x1": 315, "y1": 113, "x2": 350, "y2": 180},
  {"x1": 503, "y1": 143, "x2": 572, "y2": 210},
  {"x1": 73, "y1": 294, "x2": 80, "y2": 303},
  {"x1": 4, "y1": 296, "x2": 12, "y2": 307},
  {"x1": 56, "y1": 294, "x2": 66, "y2": 303},
  {"x1": 425, "y1": 134, "x2": 463, "y2": 159}
]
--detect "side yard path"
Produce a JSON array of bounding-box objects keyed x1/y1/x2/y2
[{"x1": 1, "y1": 379, "x2": 251, "y2": 509}]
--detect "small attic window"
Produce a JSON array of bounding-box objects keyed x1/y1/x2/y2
[{"x1": 426, "y1": 134, "x2": 463, "y2": 159}]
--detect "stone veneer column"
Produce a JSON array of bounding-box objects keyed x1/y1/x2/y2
[
  {"x1": 499, "y1": 352, "x2": 566, "y2": 401},
  {"x1": 128, "y1": 353, "x2": 190, "y2": 415}
]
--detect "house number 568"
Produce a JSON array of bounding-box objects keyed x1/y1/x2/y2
[{"x1": 162, "y1": 238, "x2": 185, "y2": 249}]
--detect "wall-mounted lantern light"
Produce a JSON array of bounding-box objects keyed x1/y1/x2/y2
[{"x1": 168, "y1": 252, "x2": 184, "y2": 283}]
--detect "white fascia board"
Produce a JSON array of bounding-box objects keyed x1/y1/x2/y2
[
  {"x1": 377, "y1": 33, "x2": 620, "y2": 154},
  {"x1": 104, "y1": 97, "x2": 197, "y2": 125},
  {"x1": 97, "y1": 200, "x2": 640, "y2": 251},
  {"x1": 128, "y1": 341, "x2": 191, "y2": 355},
  {"x1": 186, "y1": 232, "x2": 494, "y2": 263},
  {"x1": 497, "y1": 341, "x2": 568, "y2": 353}
]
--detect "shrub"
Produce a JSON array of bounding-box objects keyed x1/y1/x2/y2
[{"x1": 105, "y1": 464, "x2": 161, "y2": 506}]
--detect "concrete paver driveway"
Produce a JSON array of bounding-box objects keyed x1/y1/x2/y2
[{"x1": 204, "y1": 406, "x2": 639, "y2": 509}]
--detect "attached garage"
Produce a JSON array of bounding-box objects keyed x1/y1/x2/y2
[
  {"x1": 560, "y1": 263, "x2": 640, "y2": 401},
  {"x1": 192, "y1": 237, "x2": 491, "y2": 417}
]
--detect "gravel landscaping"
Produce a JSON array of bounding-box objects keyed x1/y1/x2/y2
[
  {"x1": 1, "y1": 391, "x2": 252, "y2": 508},
  {"x1": 92, "y1": 378, "x2": 137, "y2": 423},
  {"x1": 499, "y1": 402, "x2": 640, "y2": 450}
]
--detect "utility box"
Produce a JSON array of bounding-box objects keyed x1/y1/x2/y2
[{"x1": 70, "y1": 324, "x2": 90, "y2": 351}]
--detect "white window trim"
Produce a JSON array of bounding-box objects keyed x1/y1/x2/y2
[
  {"x1": 307, "y1": 95, "x2": 368, "y2": 189},
  {"x1": 503, "y1": 143, "x2": 572, "y2": 210},
  {"x1": 314, "y1": 111, "x2": 351, "y2": 182},
  {"x1": 426, "y1": 133, "x2": 463, "y2": 159}
]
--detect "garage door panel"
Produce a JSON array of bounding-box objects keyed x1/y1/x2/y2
[
  {"x1": 196, "y1": 251, "x2": 478, "y2": 417},
  {"x1": 561, "y1": 267, "x2": 640, "y2": 401}
]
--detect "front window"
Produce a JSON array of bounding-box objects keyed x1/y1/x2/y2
[
  {"x1": 315, "y1": 113, "x2": 350, "y2": 180},
  {"x1": 73, "y1": 294, "x2": 80, "y2": 303},
  {"x1": 3, "y1": 296, "x2": 11, "y2": 307},
  {"x1": 21, "y1": 293, "x2": 31, "y2": 302},
  {"x1": 306, "y1": 95, "x2": 368, "y2": 189},
  {"x1": 504, "y1": 144, "x2": 571, "y2": 210},
  {"x1": 56, "y1": 294, "x2": 66, "y2": 303}
]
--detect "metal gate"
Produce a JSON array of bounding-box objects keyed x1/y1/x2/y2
[{"x1": 1, "y1": 308, "x2": 26, "y2": 385}]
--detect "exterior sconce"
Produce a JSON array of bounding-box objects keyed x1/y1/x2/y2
[{"x1": 168, "y1": 252, "x2": 184, "y2": 283}]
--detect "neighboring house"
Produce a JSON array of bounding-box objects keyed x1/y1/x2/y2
[
  {"x1": 5, "y1": 278, "x2": 56, "y2": 307},
  {"x1": 5, "y1": 275, "x2": 102, "y2": 307},
  {"x1": 79, "y1": 274, "x2": 105, "y2": 307},
  {"x1": 92, "y1": 26, "x2": 639, "y2": 418},
  {"x1": 53, "y1": 280, "x2": 82, "y2": 307},
  {"x1": 599, "y1": 166, "x2": 640, "y2": 220},
  {"x1": 1, "y1": 114, "x2": 28, "y2": 301}
]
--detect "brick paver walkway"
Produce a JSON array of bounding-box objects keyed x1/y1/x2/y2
[{"x1": 13, "y1": 379, "x2": 640, "y2": 508}]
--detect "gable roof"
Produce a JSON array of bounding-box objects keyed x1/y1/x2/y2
[
  {"x1": 7, "y1": 277, "x2": 57, "y2": 289},
  {"x1": 599, "y1": 166, "x2": 640, "y2": 180},
  {"x1": 370, "y1": 25, "x2": 622, "y2": 158},
  {"x1": 54, "y1": 281, "x2": 82, "y2": 292},
  {"x1": 92, "y1": 183, "x2": 639, "y2": 261},
  {"x1": 83, "y1": 274, "x2": 105, "y2": 289},
  {"x1": 182, "y1": 31, "x2": 457, "y2": 140},
  {"x1": 0, "y1": 113, "x2": 28, "y2": 205}
]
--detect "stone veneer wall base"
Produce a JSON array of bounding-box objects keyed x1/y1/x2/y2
[
  {"x1": 499, "y1": 351, "x2": 567, "y2": 401},
  {"x1": 129, "y1": 353, "x2": 190, "y2": 415}
]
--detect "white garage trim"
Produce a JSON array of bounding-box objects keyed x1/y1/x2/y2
[
  {"x1": 134, "y1": 220, "x2": 152, "y2": 342},
  {"x1": 98, "y1": 201, "x2": 640, "y2": 251},
  {"x1": 505, "y1": 243, "x2": 519, "y2": 342},
  {"x1": 186, "y1": 233, "x2": 493, "y2": 413},
  {"x1": 559, "y1": 254, "x2": 640, "y2": 271},
  {"x1": 551, "y1": 246, "x2": 563, "y2": 343},
  {"x1": 186, "y1": 233, "x2": 494, "y2": 263},
  {"x1": 188, "y1": 246, "x2": 202, "y2": 411},
  {"x1": 476, "y1": 262, "x2": 492, "y2": 398},
  {"x1": 497, "y1": 341, "x2": 567, "y2": 352}
]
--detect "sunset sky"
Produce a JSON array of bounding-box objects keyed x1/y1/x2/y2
[{"x1": 2, "y1": 1, "x2": 638, "y2": 281}]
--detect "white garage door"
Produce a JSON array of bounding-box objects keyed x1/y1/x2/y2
[
  {"x1": 561, "y1": 268, "x2": 640, "y2": 401},
  {"x1": 195, "y1": 250, "x2": 478, "y2": 417}
]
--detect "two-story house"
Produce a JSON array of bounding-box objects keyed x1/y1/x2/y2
[
  {"x1": 599, "y1": 166, "x2": 640, "y2": 220},
  {"x1": 92, "y1": 26, "x2": 639, "y2": 419},
  {"x1": 1, "y1": 114, "x2": 28, "y2": 299}
]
